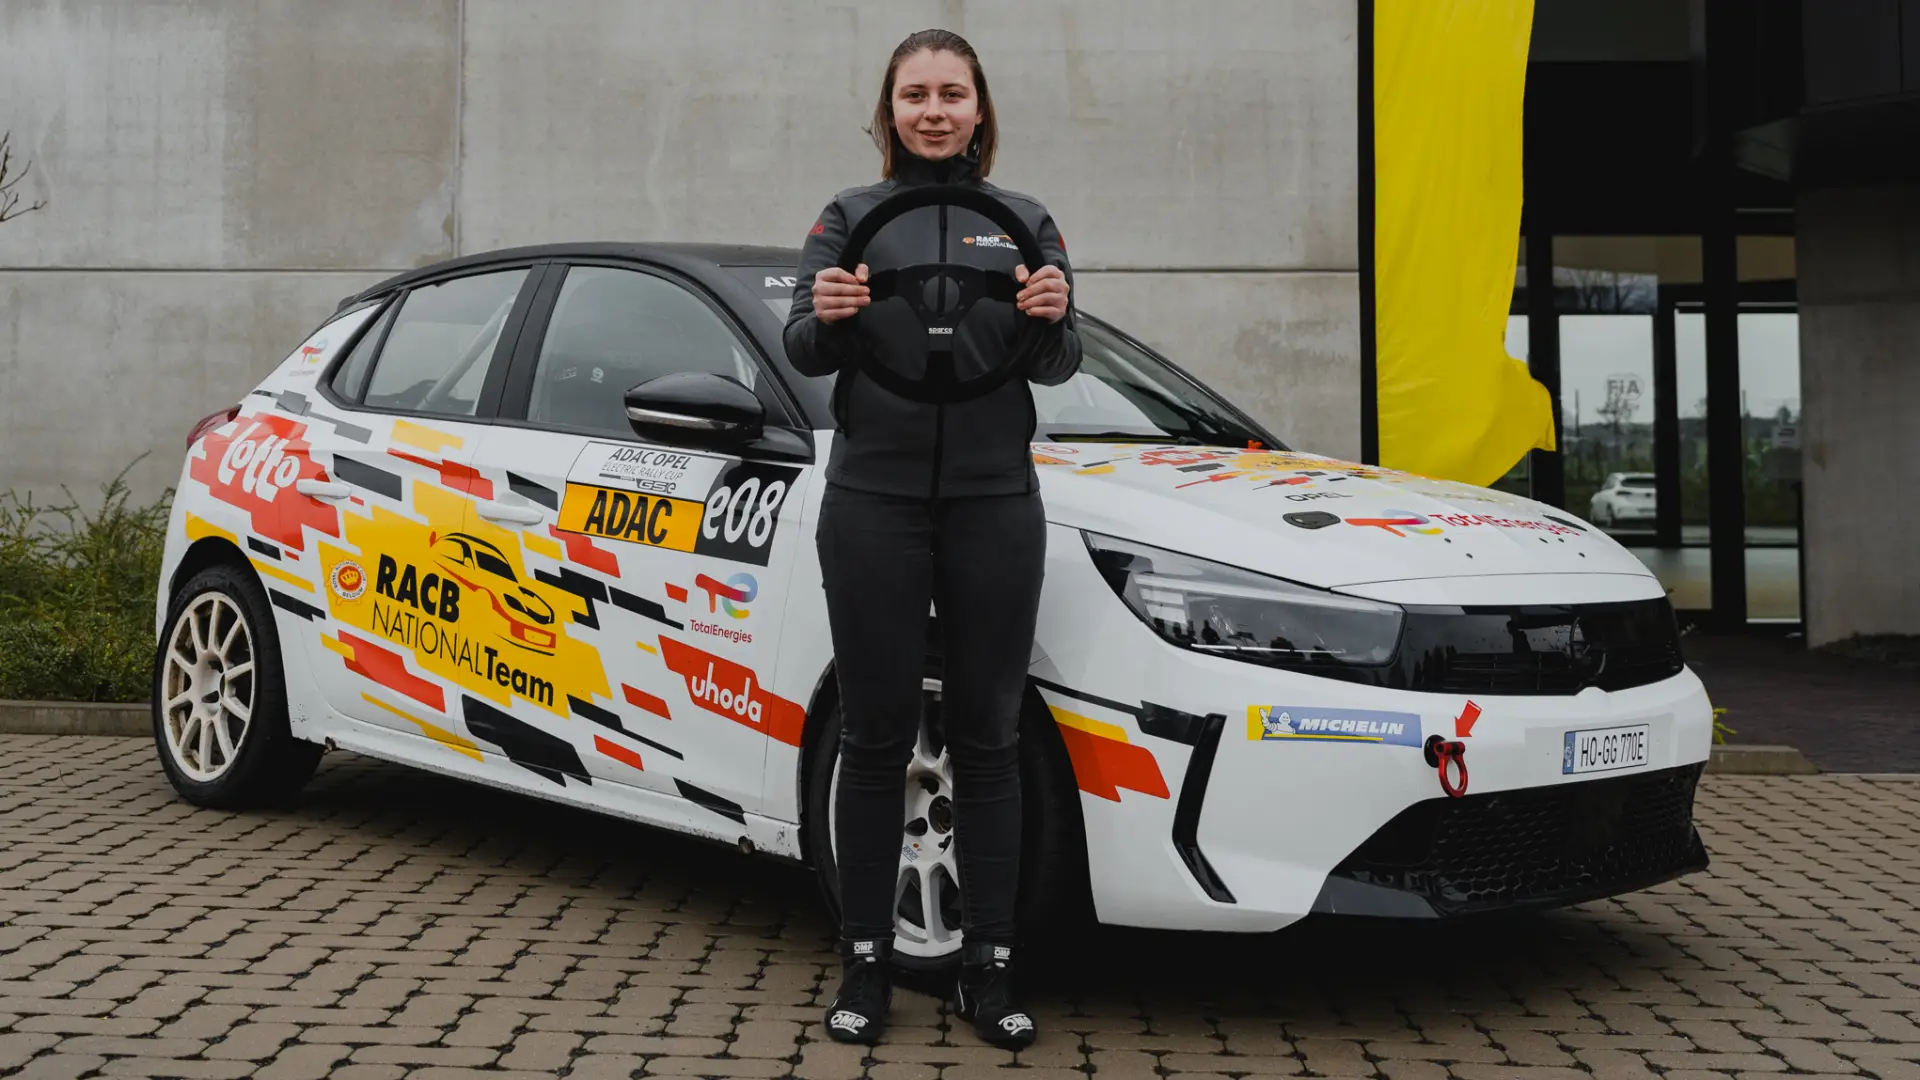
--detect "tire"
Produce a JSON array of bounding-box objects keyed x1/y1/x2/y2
[
  {"x1": 803, "y1": 658, "x2": 1091, "y2": 976},
  {"x1": 152, "y1": 562, "x2": 323, "y2": 809}
]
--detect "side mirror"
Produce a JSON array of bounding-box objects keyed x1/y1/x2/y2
[{"x1": 623, "y1": 372, "x2": 765, "y2": 446}]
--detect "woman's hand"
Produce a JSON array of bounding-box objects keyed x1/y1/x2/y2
[
  {"x1": 812, "y1": 264, "x2": 870, "y2": 323},
  {"x1": 1015, "y1": 264, "x2": 1070, "y2": 322}
]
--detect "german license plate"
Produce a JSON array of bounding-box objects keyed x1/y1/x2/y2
[{"x1": 1561, "y1": 723, "x2": 1650, "y2": 775}]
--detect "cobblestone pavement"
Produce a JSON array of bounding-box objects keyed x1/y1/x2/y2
[{"x1": 3, "y1": 736, "x2": 1919, "y2": 1080}]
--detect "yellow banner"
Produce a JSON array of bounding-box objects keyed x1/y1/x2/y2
[{"x1": 1374, "y1": 0, "x2": 1555, "y2": 486}]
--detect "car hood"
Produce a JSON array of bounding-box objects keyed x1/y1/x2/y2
[{"x1": 1030, "y1": 443, "x2": 1656, "y2": 592}]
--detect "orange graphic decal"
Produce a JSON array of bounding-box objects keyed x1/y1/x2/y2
[
  {"x1": 335, "y1": 630, "x2": 446, "y2": 712},
  {"x1": 389, "y1": 450, "x2": 495, "y2": 501},
  {"x1": 623, "y1": 683, "x2": 671, "y2": 720},
  {"x1": 658, "y1": 637, "x2": 804, "y2": 746},
  {"x1": 189, "y1": 414, "x2": 340, "y2": 552},
  {"x1": 665, "y1": 583, "x2": 689, "y2": 603},
  {"x1": 1050, "y1": 707, "x2": 1170, "y2": 802},
  {"x1": 595, "y1": 735, "x2": 644, "y2": 771},
  {"x1": 548, "y1": 525, "x2": 619, "y2": 576}
]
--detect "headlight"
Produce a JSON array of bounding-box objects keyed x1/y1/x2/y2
[{"x1": 1082, "y1": 532, "x2": 1405, "y2": 671}]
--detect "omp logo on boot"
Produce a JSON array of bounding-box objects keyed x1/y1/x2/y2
[
  {"x1": 319, "y1": 483, "x2": 608, "y2": 716},
  {"x1": 189, "y1": 414, "x2": 341, "y2": 552}
]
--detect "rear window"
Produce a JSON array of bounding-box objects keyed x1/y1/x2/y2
[{"x1": 1622, "y1": 476, "x2": 1656, "y2": 488}]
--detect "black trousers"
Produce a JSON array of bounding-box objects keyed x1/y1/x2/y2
[{"x1": 815, "y1": 483, "x2": 1047, "y2": 944}]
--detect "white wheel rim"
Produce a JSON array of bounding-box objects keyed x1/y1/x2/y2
[
  {"x1": 829, "y1": 677, "x2": 965, "y2": 962},
  {"x1": 160, "y1": 592, "x2": 255, "y2": 783}
]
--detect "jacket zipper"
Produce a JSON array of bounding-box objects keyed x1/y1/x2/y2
[{"x1": 931, "y1": 204, "x2": 949, "y2": 500}]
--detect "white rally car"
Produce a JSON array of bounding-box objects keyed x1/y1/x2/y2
[{"x1": 152, "y1": 240, "x2": 1711, "y2": 971}]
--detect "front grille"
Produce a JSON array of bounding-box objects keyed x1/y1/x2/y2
[
  {"x1": 1328, "y1": 763, "x2": 1707, "y2": 915},
  {"x1": 1260, "y1": 597, "x2": 1688, "y2": 697},
  {"x1": 1399, "y1": 597, "x2": 1687, "y2": 696},
  {"x1": 1432, "y1": 641, "x2": 1684, "y2": 694}
]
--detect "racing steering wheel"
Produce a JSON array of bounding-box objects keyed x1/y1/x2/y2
[{"x1": 834, "y1": 184, "x2": 1049, "y2": 405}]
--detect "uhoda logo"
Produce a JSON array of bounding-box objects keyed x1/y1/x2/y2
[{"x1": 658, "y1": 637, "x2": 804, "y2": 746}]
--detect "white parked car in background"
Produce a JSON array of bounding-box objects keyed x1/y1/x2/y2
[
  {"x1": 152, "y1": 241, "x2": 1713, "y2": 973},
  {"x1": 1589, "y1": 472, "x2": 1659, "y2": 529}
]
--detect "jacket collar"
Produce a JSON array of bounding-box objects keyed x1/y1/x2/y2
[{"x1": 893, "y1": 145, "x2": 982, "y2": 187}]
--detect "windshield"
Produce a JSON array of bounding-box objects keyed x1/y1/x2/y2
[
  {"x1": 1032, "y1": 321, "x2": 1278, "y2": 447},
  {"x1": 738, "y1": 266, "x2": 1280, "y2": 448}
]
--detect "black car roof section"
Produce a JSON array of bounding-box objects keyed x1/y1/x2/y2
[{"x1": 336, "y1": 242, "x2": 805, "y2": 311}]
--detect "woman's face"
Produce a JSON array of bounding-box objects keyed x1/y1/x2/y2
[{"x1": 891, "y1": 49, "x2": 980, "y2": 161}]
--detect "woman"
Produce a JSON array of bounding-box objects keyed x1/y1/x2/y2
[{"x1": 783, "y1": 28, "x2": 1079, "y2": 1050}]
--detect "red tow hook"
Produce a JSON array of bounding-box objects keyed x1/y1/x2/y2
[{"x1": 1424, "y1": 735, "x2": 1469, "y2": 798}]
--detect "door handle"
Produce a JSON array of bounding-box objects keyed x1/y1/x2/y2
[
  {"x1": 476, "y1": 501, "x2": 545, "y2": 526},
  {"x1": 296, "y1": 479, "x2": 353, "y2": 502}
]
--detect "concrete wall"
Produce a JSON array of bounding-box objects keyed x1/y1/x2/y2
[
  {"x1": 1796, "y1": 183, "x2": 1920, "y2": 646},
  {"x1": 0, "y1": 0, "x2": 1359, "y2": 507}
]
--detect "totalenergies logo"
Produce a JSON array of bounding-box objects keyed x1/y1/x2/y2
[
  {"x1": 1345, "y1": 509, "x2": 1445, "y2": 537},
  {"x1": 694, "y1": 571, "x2": 756, "y2": 619}
]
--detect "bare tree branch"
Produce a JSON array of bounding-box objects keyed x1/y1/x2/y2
[{"x1": 0, "y1": 131, "x2": 49, "y2": 225}]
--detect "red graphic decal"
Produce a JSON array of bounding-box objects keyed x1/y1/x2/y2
[
  {"x1": 1055, "y1": 724, "x2": 1170, "y2": 802},
  {"x1": 809, "y1": 221, "x2": 826, "y2": 236},
  {"x1": 548, "y1": 525, "x2": 620, "y2": 576},
  {"x1": 1139, "y1": 449, "x2": 1233, "y2": 468},
  {"x1": 665, "y1": 583, "x2": 689, "y2": 603},
  {"x1": 595, "y1": 735, "x2": 644, "y2": 771},
  {"x1": 300, "y1": 345, "x2": 323, "y2": 361},
  {"x1": 1175, "y1": 471, "x2": 1247, "y2": 489},
  {"x1": 388, "y1": 450, "x2": 495, "y2": 501},
  {"x1": 336, "y1": 631, "x2": 446, "y2": 712},
  {"x1": 694, "y1": 573, "x2": 750, "y2": 612},
  {"x1": 189, "y1": 414, "x2": 341, "y2": 552},
  {"x1": 658, "y1": 637, "x2": 804, "y2": 746},
  {"x1": 1455, "y1": 700, "x2": 1481, "y2": 738},
  {"x1": 623, "y1": 683, "x2": 671, "y2": 720}
]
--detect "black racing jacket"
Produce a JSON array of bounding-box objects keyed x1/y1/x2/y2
[{"x1": 783, "y1": 151, "x2": 1082, "y2": 499}]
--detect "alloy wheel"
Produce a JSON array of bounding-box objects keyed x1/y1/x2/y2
[{"x1": 159, "y1": 592, "x2": 255, "y2": 783}]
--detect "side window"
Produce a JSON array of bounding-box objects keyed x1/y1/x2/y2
[
  {"x1": 526, "y1": 266, "x2": 770, "y2": 437},
  {"x1": 328, "y1": 300, "x2": 397, "y2": 403},
  {"x1": 356, "y1": 268, "x2": 530, "y2": 417}
]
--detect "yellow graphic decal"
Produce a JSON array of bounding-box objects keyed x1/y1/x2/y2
[
  {"x1": 391, "y1": 419, "x2": 464, "y2": 453},
  {"x1": 636, "y1": 641, "x2": 658, "y2": 656},
  {"x1": 184, "y1": 513, "x2": 238, "y2": 545},
  {"x1": 557, "y1": 482, "x2": 704, "y2": 554},
  {"x1": 320, "y1": 633, "x2": 355, "y2": 660},
  {"x1": 318, "y1": 481, "x2": 610, "y2": 717},
  {"x1": 362, "y1": 693, "x2": 483, "y2": 761},
  {"x1": 1049, "y1": 706, "x2": 1132, "y2": 744},
  {"x1": 523, "y1": 531, "x2": 563, "y2": 561},
  {"x1": 249, "y1": 557, "x2": 314, "y2": 593}
]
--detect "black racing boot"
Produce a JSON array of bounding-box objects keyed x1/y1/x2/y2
[
  {"x1": 824, "y1": 937, "x2": 892, "y2": 1044},
  {"x1": 953, "y1": 941, "x2": 1037, "y2": 1050}
]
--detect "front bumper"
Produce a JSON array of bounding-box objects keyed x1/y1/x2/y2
[
  {"x1": 1311, "y1": 761, "x2": 1708, "y2": 917},
  {"x1": 1032, "y1": 525, "x2": 1714, "y2": 934}
]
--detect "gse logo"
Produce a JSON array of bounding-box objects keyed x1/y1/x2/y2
[{"x1": 702, "y1": 478, "x2": 788, "y2": 550}]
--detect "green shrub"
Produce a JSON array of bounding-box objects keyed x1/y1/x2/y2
[{"x1": 0, "y1": 464, "x2": 171, "y2": 702}]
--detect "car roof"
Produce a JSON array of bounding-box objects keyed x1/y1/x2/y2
[{"x1": 337, "y1": 242, "x2": 804, "y2": 311}]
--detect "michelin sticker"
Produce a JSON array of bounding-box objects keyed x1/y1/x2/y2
[{"x1": 1247, "y1": 705, "x2": 1423, "y2": 747}]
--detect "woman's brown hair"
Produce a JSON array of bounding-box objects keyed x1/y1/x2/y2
[{"x1": 868, "y1": 29, "x2": 998, "y2": 179}]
